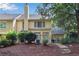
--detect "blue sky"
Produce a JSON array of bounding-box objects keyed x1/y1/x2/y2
[{"x1": 0, "y1": 3, "x2": 40, "y2": 14}]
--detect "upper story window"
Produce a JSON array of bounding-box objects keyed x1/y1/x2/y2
[
  {"x1": 34, "y1": 21, "x2": 45, "y2": 28},
  {"x1": 0, "y1": 23, "x2": 6, "y2": 29}
]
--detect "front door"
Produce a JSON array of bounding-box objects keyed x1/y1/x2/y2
[{"x1": 34, "y1": 32, "x2": 41, "y2": 42}]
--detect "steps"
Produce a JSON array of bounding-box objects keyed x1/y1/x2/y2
[{"x1": 55, "y1": 43, "x2": 71, "y2": 54}]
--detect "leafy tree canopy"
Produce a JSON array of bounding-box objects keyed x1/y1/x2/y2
[{"x1": 37, "y1": 3, "x2": 79, "y2": 33}]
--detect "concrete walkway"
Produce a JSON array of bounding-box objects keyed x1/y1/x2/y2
[{"x1": 55, "y1": 43, "x2": 71, "y2": 54}]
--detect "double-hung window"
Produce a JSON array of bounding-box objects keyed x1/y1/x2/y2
[
  {"x1": 34, "y1": 21, "x2": 45, "y2": 28},
  {"x1": 0, "y1": 23, "x2": 6, "y2": 29}
]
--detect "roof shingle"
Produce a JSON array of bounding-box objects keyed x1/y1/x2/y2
[
  {"x1": 0, "y1": 14, "x2": 19, "y2": 20},
  {"x1": 0, "y1": 14, "x2": 49, "y2": 20}
]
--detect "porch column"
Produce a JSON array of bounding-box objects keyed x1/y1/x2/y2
[
  {"x1": 40, "y1": 32, "x2": 43, "y2": 43},
  {"x1": 48, "y1": 31, "x2": 52, "y2": 44}
]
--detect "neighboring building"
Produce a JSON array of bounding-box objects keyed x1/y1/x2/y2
[{"x1": 0, "y1": 4, "x2": 64, "y2": 43}]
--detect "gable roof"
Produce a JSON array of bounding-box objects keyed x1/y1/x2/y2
[
  {"x1": 0, "y1": 14, "x2": 19, "y2": 20},
  {"x1": 0, "y1": 14, "x2": 50, "y2": 20},
  {"x1": 17, "y1": 14, "x2": 42, "y2": 20}
]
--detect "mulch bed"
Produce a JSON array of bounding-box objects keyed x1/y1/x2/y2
[
  {"x1": 0, "y1": 43, "x2": 79, "y2": 56},
  {"x1": 0, "y1": 44, "x2": 61, "y2": 56}
]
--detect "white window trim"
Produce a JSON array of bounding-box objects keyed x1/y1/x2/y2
[
  {"x1": 34, "y1": 21, "x2": 45, "y2": 28},
  {"x1": 0, "y1": 22, "x2": 6, "y2": 29}
]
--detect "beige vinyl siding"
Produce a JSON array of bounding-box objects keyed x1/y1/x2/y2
[
  {"x1": 16, "y1": 20, "x2": 23, "y2": 32},
  {"x1": 28, "y1": 20, "x2": 51, "y2": 29}
]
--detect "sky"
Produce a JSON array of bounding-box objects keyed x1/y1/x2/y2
[{"x1": 0, "y1": 3, "x2": 40, "y2": 14}]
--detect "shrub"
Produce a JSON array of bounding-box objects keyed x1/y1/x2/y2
[
  {"x1": 6, "y1": 30, "x2": 17, "y2": 45},
  {"x1": 18, "y1": 31, "x2": 37, "y2": 43},
  {"x1": 69, "y1": 32, "x2": 79, "y2": 43},
  {"x1": 25, "y1": 32, "x2": 37, "y2": 43},
  {"x1": 17, "y1": 31, "x2": 27, "y2": 42},
  {"x1": 69, "y1": 32, "x2": 78, "y2": 39},
  {"x1": 61, "y1": 37, "x2": 70, "y2": 44},
  {"x1": 0, "y1": 39, "x2": 11, "y2": 47},
  {"x1": 42, "y1": 39, "x2": 48, "y2": 45},
  {"x1": 61, "y1": 32, "x2": 79, "y2": 44}
]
